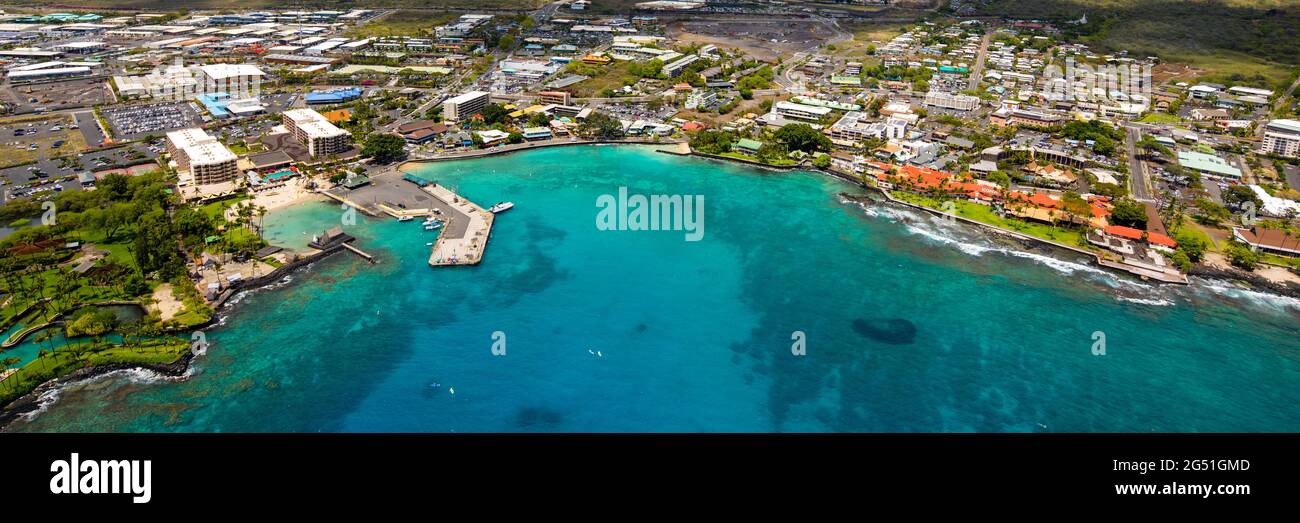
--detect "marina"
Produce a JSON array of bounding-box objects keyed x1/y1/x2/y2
[{"x1": 322, "y1": 169, "x2": 496, "y2": 267}]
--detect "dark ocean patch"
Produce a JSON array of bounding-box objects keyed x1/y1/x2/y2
[
  {"x1": 515, "y1": 406, "x2": 564, "y2": 428},
  {"x1": 851, "y1": 318, "x2": 917, "y2": 345}
]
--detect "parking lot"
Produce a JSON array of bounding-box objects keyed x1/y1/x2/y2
[
  {"x1": 103, "y1": 101, "x2": 204, "y2": 139},
  {"x1": 0, "y1": 141, "x2": 160, "y2": 203},
  {"x1": 0, "y1": 78, "x2": 112, "y2": 114},
  {"x1": 0, "y1": 114, "x2": 90, "y2": 168}
]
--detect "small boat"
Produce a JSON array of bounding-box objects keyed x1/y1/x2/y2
[
  {"x1": 396, "y1": 216, "x2": 414, "y2": 222},
  {"x1": 425, "y1": 242, "x2": 434, "y2": 246},
  {"x1": 424, "y1": 221, "x2": 443, "y2": 231},
  {"x1": 489, "y1": 202, "x2": 514, "y2": 214}
]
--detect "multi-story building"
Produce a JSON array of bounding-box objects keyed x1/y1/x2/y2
[
  {"x1": 282, "y1": 108, "x2": 351, "y2": 157},
  {"x1": 537, "y1": 91, "x2": 572, "y2": 106},
  {"x1": 924, "y1": 91, "x2": 980, "y2": 111},
  {"x1": 196, "y1": 64, "x2": 265, "y2": 98},
  {"x1": 661, "y1": 54, "x2": 700, "y2": 77},
  {"x1": 1260, "y1": 119, "x2": 1300, "y2": 158},
  {"x1": 166, "y1": 128, "x2": 238, "y2": 185},
  {"x1": 774, "y1": 101, "x2": 832, "y2": 122},
  {"x1": 990, "y1": 106, "x2": 1062, "y2": 128},
  {"x1": 443, "y1": 90, "x2": 491, "y2": 122}
]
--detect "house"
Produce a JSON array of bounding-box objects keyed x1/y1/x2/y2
[
  {"x1": 1233, "y1": 227, "x2": 1300, "y2": 257},
  {"x1": 733, "y1": 138, "x2": 762, "y2": 156},
  {"x1": 1189, "y1": 108, "x2": 1229, "y2": 121},
  {"x1": 1024, "y1": 161, "x2": 1077, "y2": 186},
  {"x1": 396, "y1": 120, "x2": 448, "y2": 143},
  {"x1": 1103, "y1": 225, "x2": 1177, "y2": 251}
]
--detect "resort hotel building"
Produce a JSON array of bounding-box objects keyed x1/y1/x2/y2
[
  {"x1": 282, "y1": 108, "x2": 351, "y2": 157},
  {"x1": 443, "y1": 90, "x2": 491, "y2": 123},
  {"x1": 166, "y1": 128, "x2": 238, "y2": 185},
  {"x1": 1260, "y1": 119, "x2": 1300, "y2": 158}
]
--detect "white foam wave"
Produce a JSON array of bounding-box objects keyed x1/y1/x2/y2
[
  {"x1": 1193, "y1": 279, "x2": 1300, "y2": 312},
  {"x1": 19, "y1": 387, "x2": 61, "y2": 421},
  {"x1": 1117, "y1": 296, "x2": 1175, "y2": 307}
]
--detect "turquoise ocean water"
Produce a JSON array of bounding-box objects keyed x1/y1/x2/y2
[{"x1": 8, "y1": 145, "x2": 1300, "y2": 432}]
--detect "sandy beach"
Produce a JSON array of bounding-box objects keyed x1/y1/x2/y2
[{"x1": 228, "y1": 177, "x2": 326, "y2": 222}]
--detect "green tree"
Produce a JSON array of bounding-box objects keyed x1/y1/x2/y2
[
  {"x1": 1224, "y1": 242, "x2": 1260, "y2": 270},
  {"x1": 773, "y1": 123, "x2": 831, "y2": 153},
  {"x1": 578, "y1": 111, "x2": 623, "y2": 139},
  {"x1": 1110, "y1": 198, "x2": 1148, "y2": 228},
  {"x1": 361, "y1": 133, "x2": 408, "y2": 164}
]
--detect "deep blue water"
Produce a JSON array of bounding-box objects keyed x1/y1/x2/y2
[{"x1": 9, "y1": 145, "x2": 1300, "y2": 432}]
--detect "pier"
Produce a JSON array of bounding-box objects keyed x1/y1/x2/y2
[
  {"x1": 424, "y1": 183, "x2": 494, "y2": 267},
  {"x1": 341, "y1": 242, "x2": 376, "y2": 263},
  {"x1": 323, "y1": 169, "x2": 494, "y2": 267}
]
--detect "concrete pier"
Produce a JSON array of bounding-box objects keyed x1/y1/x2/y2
[{"x1": 425, "y1": 183, "x2": 494, "y2": 267}]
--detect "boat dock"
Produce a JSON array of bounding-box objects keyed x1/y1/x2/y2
[
  {"x1": 341, "y1": 242, "x2": 376, "y2": 263},
  {"x1": 321, "y1": 169, "x2": 494, "y2": 267},
  {"x1": 424, "y1": 183, "x2": 494, "y2": 267}
]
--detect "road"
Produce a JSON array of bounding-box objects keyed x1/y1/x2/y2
[
  {"x1": 967, "y1": 30, "x2": 992, "y2": 91},
  {"x1": 775, "y1": 16, "x2": 853, "y2": 94},
  {"x1": 1124, "y1": 125, "x2": 1153, "y2": 201}
]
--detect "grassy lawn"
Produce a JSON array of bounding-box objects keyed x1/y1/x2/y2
[
  {"x1": 1138, "y1": 112, "x2": 1183, "y2": 124},
  {"x1": 1261, "y1": 253, "x2": 1300, "y2": 269},
  {"x1": 891, "y1": 191, "x2": 1089, "y2": 247},
  {"x1": 718, "y1": 151, "x2": 798, "y2": 167},
  {"x1": 199, "y1": 194, "x2": 251, "y2": 221},
  {"x1": 0, "y1": 339, "x2": 188, "y2": 407},
  {"x1": 345, "y1": 10, "x2": 461, "y2": 38},
  {"x1": 835, "y1": 22, "x2": 910, "y2": 58},
  {"x1": 567, "y1": 61, "x2": 641, "y2": 98}
]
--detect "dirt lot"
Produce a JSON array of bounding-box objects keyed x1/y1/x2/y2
[
  {"x1": 0, "y1": 114, "x2": 90, "y2": 169},
  {"x1": 668, "y1": 18, "x2": 842, "y2": 62},
  {"x1": 1, "y1": 78, "x2": 112, "y2": 114}
]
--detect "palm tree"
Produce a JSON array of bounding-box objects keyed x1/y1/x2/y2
[{"x1": 1, "y1": 356, "x2": 21, "y2": 392}]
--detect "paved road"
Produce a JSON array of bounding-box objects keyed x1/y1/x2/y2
[
  {"x1": 967, "y1": 30, "x2": 992, "y2": 91},
  {"x1": 71, "y1": 110, "x2": 104, "y2": 147},
  {"x1": 1124, "y1": 125, "x2": 1153, "y2": 201}
]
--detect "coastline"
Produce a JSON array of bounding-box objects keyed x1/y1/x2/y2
[
  {"x1": 397, "y1": 136, "x2": 686, "y2": 170},
  {"x1": 5, "y1": 144, "x2": 1297, "y2": 430},
  {"x1": 0, "y1": 350, "x2": 193, "y2": 431}
]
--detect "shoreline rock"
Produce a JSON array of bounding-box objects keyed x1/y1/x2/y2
[{"x1": 0, "y1": 351, "x2": 194, "y2": 431}]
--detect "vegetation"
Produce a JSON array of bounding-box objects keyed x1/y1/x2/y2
[
  {"x1": 0, "y1": 338, "x2": 189, "y2": 408},
  {"x1": 362, "y1": 133, "x2": 408, "y2": 164}
]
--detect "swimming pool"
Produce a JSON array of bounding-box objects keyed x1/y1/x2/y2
[{"x1": 264, "y1": 169, "x2": 296, "y2": 181}]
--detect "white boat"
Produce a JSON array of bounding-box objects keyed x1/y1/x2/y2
[
  {"x1": 397, "y1": 216, "x2": 414, "y2": 222},
  {"x1": 489, "y1": 202, "x2": 514, "y2": 214},
  {"x1": 424, "y1": 220, "x2": 443, "y2": 231}
]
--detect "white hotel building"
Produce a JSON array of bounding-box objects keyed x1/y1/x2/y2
[
  {"x1": 282, "y1": 109, "x2": 351, "y2": 158},
  {"x1": 1260, "y1": 119, "x2": 1300, "y2": 158},
  {"x1": 166, "y1": 128, "x2": 238, "y2": 185},
  {"x1": 443, "y1": 90, "x2": 491, "y2": 123}
]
